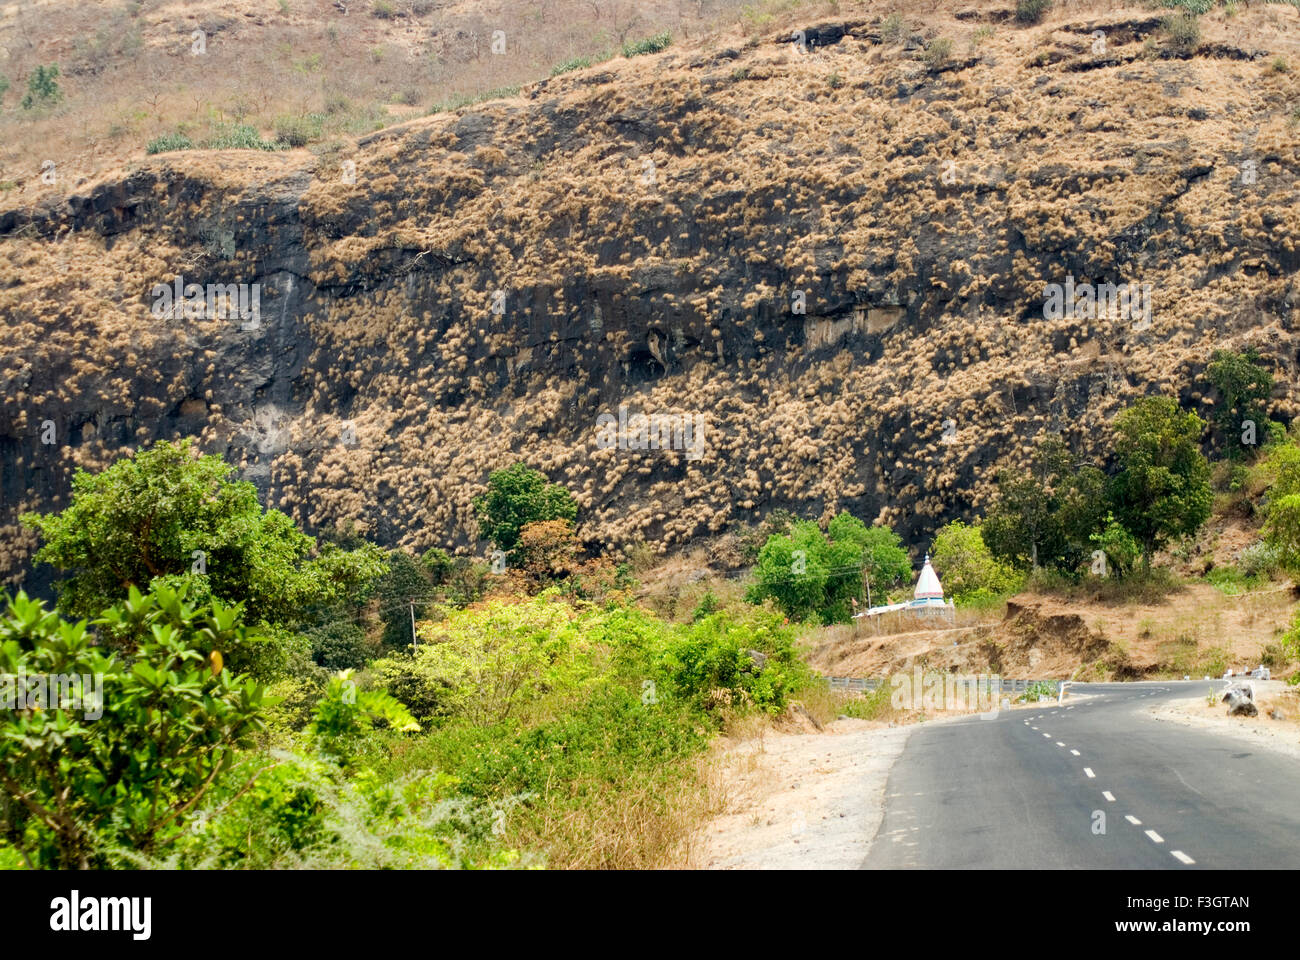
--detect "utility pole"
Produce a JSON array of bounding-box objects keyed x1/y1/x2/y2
[{"x1": 410, "y1": 601, "x2": 417, "y2": 651}]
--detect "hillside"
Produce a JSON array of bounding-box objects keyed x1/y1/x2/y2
[{"x1": 3, "y1": 0, "x2": 1300, "y2": 585}]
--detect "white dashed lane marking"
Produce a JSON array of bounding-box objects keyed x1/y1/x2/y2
[
  {"x1": 1084, "y1": 768, "x2": 1095, "y2": 778},
  {"x1": 1125, "y1": 815, "x2": 1142, "y2": 825},
  {"x1": 1070, "y1": 749, "x2": 1080, "y2": 756},
  {"x1": 1145, "y1": 830, "x2": 1164, "y2": 844},
  {"x1": 1102, "y1": 791, "x2": 1115, "y2": 802},
  {"x1": 1055, "y1": 741, "x2": 1064, "y2": 747},
  {"x1": 1171, "y1": 850, "x2": 1195, "y2": 865}
]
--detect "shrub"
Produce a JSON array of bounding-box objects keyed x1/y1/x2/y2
[
  {"x1": 309, "y1": 670, "x2": 419, "y2": 767},
  {"x1": 0, "y1": 586, "x2": 272, "y2": 869},
  {"x1": 372, "y1": 0, "x2": 397, "y2": 18},
  {"x1": 204, "y1": 123, "x2": 284, "y2": 150},
  {"x1": 1161, "y1": 12, "x2": 1201, "y2": 51},
  {"x1": 923, "y1": 37, "x2": 953, "y2": 71},
  {"x1": 1090, "y1": 514, "x2": 1142, "y2": 579},
  {"x1": 746, "y1": 513, "x2": 910, "y2": 624},
  {"x1": 930, "y1": 520, "x2": 1022, "y2": 604},
  {"x1": 20, "y1": 64, "x2": 62, "y2": 110},
  {"x1": 551, "y1": 56, "x2": 593, "y2": 76},
  {"x1": 274, "y1": 113, "x2": 323, "y2": 147},
  {"x1": 473, "y1": 462, "x2": 578, "y2": 562},
  {"x1": 146, "y1": 132, "x2": 195, "y2": 154},
  {"x1": 881, "y1": 13, "x2": 906, "y2": 42},
  {"x1": 307, "y1": 621, "x2": 373, "y2": 670},
  {"x1": 20, "y1": 439, "x2": 387, "y2": 669},
  {"x1": 657, "y1": 608, "x2": 809, "y2": 715},
  {"x1": 401, "y1": 595, "x2": 597, "y2": 725},
  {"x1": 1015, "y1": 0, "x2": 1052, "y2": 24},
  {"x1": 1236, "y1": 541, "x2": 1279, "y2": 580},
  {"x1": 622, "y1": 32, "x2": 672, "y2": 58}
]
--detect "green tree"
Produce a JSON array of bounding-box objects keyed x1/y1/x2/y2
[
  {"x1": 930, "y1": 520, "x2": 1021, "y2": 605},
  {"x1": 985, "y1": 435, "x2": 1112, "y2": 574},
  {"x1": 21, "y1": 440, "x2": 387, "y2": 642},
  {"x1": 1262, "y1": 443, "x2": 1300, "y2": 572},
  {"x1": 0, "y1": 585, "x2": 272, "y2": 869},
  {"x1": 746, "y1": 513, "x2": 908, "y2": 624},
  {"x1": 826, "y1": 512, "x2": 911, "y2": 604},
  {"x1": 373, "y1": 549, "x2": 432, "y2": 650},
  {"x1": 20, "y1": 64, "x2": 62, "y2": 110},
  {"x1": 1205, "y1": 348, "x2": 1274, "y2": 456},
  {"x1": 472, "y1": 463, "x2": 578, "y2": 562},
  {"x1": 1109, "y1": 397, "x2": 1212, "y2": 568}
]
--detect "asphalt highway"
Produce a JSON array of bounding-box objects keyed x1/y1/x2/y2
[{"x1": 861, "y1": 682, "x2": 1300, "y2": 869}]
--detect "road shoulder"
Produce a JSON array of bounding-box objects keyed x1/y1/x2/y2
[{"x1": 1143, "y1": 682, "x2": 1300, "y2": 762}]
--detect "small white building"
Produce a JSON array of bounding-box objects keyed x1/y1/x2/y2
[{"x1": 854, "y1": 553, "x2": 955, "y2": 624}]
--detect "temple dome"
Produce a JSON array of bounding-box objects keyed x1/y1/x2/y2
[{"x1": 914, "y1": 553, "x2": 944, "y2": 600}]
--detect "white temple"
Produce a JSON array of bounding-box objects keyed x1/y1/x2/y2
[{"x1": 854, "y1": 554, "x2": 955, "y2": 623}]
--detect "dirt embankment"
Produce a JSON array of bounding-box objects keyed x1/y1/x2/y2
[{"x1": 805, "y1": 583, "x2": 1299, "y2": 683}]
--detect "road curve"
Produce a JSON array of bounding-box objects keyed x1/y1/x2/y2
[{"x1": 861, "y1": 681, "x2": 1300, "y2": 869}]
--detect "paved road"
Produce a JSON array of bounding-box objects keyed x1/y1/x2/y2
[{"x1": 862, "y1": 681, "x2": 1300, "y2": 869}]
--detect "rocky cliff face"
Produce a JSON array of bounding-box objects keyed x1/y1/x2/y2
[{"x1": 3, "y1": 7, "x2": 1299, "y2": 585}]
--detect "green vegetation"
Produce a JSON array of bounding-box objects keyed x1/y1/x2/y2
[
  {"x1": 1205, "y1": 348, "x2": 1275, "y2": 456},
  {"x1": 881, "y1": 13, "x2": 906, "y2": 42},
  {"x1": 21, "y1": 65, "x2": 62, "y2": 111},
  {"x1": 20, "y1": 439, "x2": 385, "y2": 678},
  {"x1": 0, "y1": 586, "x2": 272, "y2": 869},
  {"x1": 622, "y1": 32, "x2": 672, "y2": 58},
  {"x1": 745, "y1": 512, "x2": 909, "y2": 624},
  {"x1": 1161, "y1": 11, "x2": 1202, "y2": 51},
  {"x1": 473, "y1": 462, "x2": 578, "y2": 563},
  {"x1": 923, "y1": 37, "x2": 953, "y2": 71},
  {"x1": 1111, "y1": 397, "x2": 1212, "y2": 568},
  {"x1": 146, "y1": 132, "x2": 196, "y2": 154},
  {"x1": 551, "y1": 55, "x2": 595, "y2": 76},
  {"x1": 1015, "y1": 0, "x2": 1052, "y2": 24},
  {"x1": 929, "y1": 520, "x2": 1022, "y2": 607},
  {"x1": 6, "y1": 442, "x2": 829, "y2": 869}
]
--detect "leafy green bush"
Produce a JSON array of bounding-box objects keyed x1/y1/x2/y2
[
  {"x1": 146, "y1": 132, "x2": 195, "y2": 154},
  {"x1": 1110, "y1": 397, "x2": 1212, "y2": 567},
  {"x1": 307, "y1": 621, "x2": 373, "y2": 670},
  {"x1": 473, "y1": 462, "x2": 578, "y2": 562},
  {"x1": 746, "y1": 512, "x2": 910, "y2": 624},
  {"x1": 21, "y1": 64, "x2": 62, "y2": 110},
  {"x1": 623, "y1": 32, "x2": 672, "y2": 57},
  {"x1": 273, "y1": 113, "x2": 324, "y2": 147},
  {"x1": 0, "y1": 585, "x2": 272, "y2": 869},
  {"x1": 930, "y1": 520, "x2": 1022, "y2": 604},
  {"x1": 20, "y1": 439, "x2": 386, "y2": 674},
  {"x1": 310, "y1": 670, "x2": 419, "y2": 768},
  {"x1": 1090, "y1": 514, "x2": 1142, "y2": 579},
  {"x1": 1015, "y1": 0, "x2": 1052, "y2": 23},
  {"x1": 1205, "y1": 348, "x2": 1273, "y2": 456},
  {"x1": 657, "y1": 608, "x2": 808, "y2": 715},
  {"x1": 404, "y1": 595, "x2": 596, "y2": 725}
]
